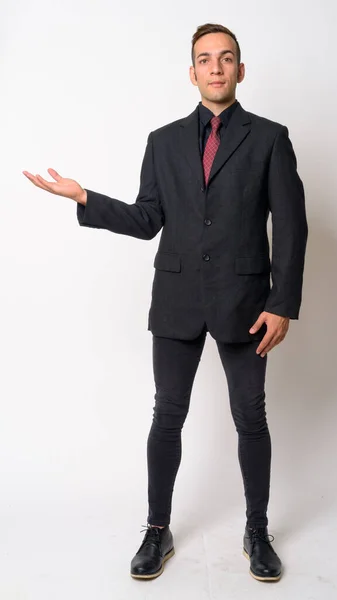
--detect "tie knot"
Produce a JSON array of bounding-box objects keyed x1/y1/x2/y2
[{"x1": 210, "y1": 115, "x2": 222, "y2": 132}]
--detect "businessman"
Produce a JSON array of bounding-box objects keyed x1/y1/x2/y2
[{"x1": 23, "y1": 23, "x2": 308, "y2": 583}]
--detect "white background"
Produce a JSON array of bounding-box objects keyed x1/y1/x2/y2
[{"x1": 1, "y1": 0, "x2": 337, "y2": 598}]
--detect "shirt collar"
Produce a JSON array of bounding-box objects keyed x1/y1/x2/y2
[{"x1": 198, "y1": 99, "x2": 238, "y2": 128}]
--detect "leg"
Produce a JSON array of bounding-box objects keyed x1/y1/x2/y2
[
  {"x1": 147, "y1": 325, "x2": 207, "y2": 526},
  {"x1": 215, "y1": 339, "x2": 270, "y2": 528}
]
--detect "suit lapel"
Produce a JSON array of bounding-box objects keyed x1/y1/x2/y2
[
  {"x1": 178, "y1": 105, "x2": 204, "y2": 187},
  {"x1": 179, "y1": 101, "x2": 252, "y2": 187}
]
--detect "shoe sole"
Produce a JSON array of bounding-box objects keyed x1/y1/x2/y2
[
  {"x1": 243, "y1": 548, "x2": 281, "y2": 582},
  {"x1": 130, "y1": 547, "x2": 175, "y2": 580}
]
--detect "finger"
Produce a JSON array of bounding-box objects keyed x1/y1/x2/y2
[
  {"x1": 35, "y1": 174, "x2": 58, "y2": 193},
  {"x1": 249, "y1": 312, "x2": 265, "y2": 333},
  {"x1": 250, "y1": 317, "x2": 264, "y2": 333},
  {"x1": 23, "y1": 171, "x2": 51, "y2": 192},
  {"x1": 260, "y1": 338, "x2": 278, "y2": 357},
  {"x1": 260, "y1": 334, "x2": 283, "y2": 357},
  {"x1": 256, "y1": 332, "x2": 276, "y2": 354},
  {"x1": 47, "y1": 168, "x2": 62, "y2": 181},
  {"x1": 23, "y1": 171, "x2": 40, "y2": 183}
]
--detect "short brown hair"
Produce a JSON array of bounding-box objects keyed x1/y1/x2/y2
[{"x1": 191, "y1": 23, "x2": 241, "y2": 67}]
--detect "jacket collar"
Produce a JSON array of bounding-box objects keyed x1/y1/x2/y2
[
  {"x1": 179, "y1": 100, "x2": 251, "y2": 188},
  {"x1": 198, "y1": 99, "x2": 239, "y2": 129}
]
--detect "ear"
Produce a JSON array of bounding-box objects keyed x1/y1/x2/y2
[
  {"x1": 189, "y1": 65, "x2": 197, "y2": 86},
  {"x1": 237, "y1": 63, "x2": 245, "y2": 84}
]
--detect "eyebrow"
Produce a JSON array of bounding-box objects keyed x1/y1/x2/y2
[{"x1": 196, "y1": 49, "x2": 235, "y2": 60}]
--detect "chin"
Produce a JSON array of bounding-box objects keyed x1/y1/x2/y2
[{"x1": 206, "y1": 91, "x2": 230, "y2": 102}]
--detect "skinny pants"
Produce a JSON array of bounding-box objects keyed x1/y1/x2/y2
[{"x1": 146, "y1": 324, "x2": 271, "y2": 528}]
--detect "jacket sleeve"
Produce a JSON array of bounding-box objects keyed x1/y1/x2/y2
[
  {"x1": 263, "y1": 125, "x2": 308, "y2": 319},
  {"x1": 76, "y1": 132, "x2": 164, "y2": 240}
]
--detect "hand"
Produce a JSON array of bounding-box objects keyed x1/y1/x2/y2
[
  {"x1": 22, "y1": 168, "x2": 87, "y2": 205},
  {"x1": 249, "y1": 311, "x2": 290, "y2": 357}
]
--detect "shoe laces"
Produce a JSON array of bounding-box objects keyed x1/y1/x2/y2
[
  {"x1": 138, "y1": 524, "x2": 162, "y2": 550},
  {"x1": 140, "y1": 524, "x2": 164, "y2": 534},
  {"x1": 249, "y1": 527, "x2": 275, "y2": 544}
]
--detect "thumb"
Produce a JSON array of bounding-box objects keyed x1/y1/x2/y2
[
  {"x1": 249, "y1": 313, "x2": 265, "y2": 333},
  {"x1": 47, "y1": 168, "x2": 62, "y2": 182}
]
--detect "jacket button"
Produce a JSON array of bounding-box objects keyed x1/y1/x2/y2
[
  {"x1": 202, "y1": 254, "x2": 210, "y2": 261},
  {"x1": 200, "y1": 186, "x2": 205, "y2": 192},
  {"x1": 204, "y1": 218, "x2": 212, "y2": 226}
]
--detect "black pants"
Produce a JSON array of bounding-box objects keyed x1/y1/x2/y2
[{"x1": 146, "y1": 323, "x2": 271, "y2": 528}]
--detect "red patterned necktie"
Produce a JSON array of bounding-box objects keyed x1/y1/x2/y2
[{"x1": 202, "y1": 115, "x2": 222, "y2": 186}]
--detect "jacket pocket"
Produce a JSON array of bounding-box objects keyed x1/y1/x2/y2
[
  {"x1": 235, "y1": 255, "x2": 270, "y2": 274},
  {"x1": 154, "y1": 251, "x2": 181, "y2": 272}
]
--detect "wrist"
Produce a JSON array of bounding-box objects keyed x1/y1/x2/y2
[{"x1": 77, "y1": 189, "x2": 87, "y2": 206}]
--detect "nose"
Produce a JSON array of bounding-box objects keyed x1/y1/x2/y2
[{"x1": 210, "y1": 60, "x2": 223, "y2": 75}]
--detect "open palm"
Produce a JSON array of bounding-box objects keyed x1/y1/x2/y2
[{"x1": 22, "y1": 168, "x2": 86, "y2": 204}]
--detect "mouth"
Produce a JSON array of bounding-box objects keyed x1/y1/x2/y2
[{"x1": 209, "y1": 81, "x2": 226, "y2": 87}]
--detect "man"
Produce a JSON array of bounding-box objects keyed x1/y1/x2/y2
[{"x1": 23, "y1": 23, "x2": 308, "y2": 583}]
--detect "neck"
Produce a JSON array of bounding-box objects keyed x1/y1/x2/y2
[{"x1": 201, "y1": 96, "x2": 236, "y2": 116}]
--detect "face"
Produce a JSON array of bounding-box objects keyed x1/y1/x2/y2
[{"x1": 189, "y1": 32, "x2": 245, "y2": 107}]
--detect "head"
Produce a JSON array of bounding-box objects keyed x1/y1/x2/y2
[{"x1": 190, "y1": 24, "x2": 245, "y2": 111}]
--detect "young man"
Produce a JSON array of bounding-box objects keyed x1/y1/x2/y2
[{"x1": 23, "y1": 23, "x2": 308, "y2": 583}]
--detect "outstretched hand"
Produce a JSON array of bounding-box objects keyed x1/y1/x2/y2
[
  {"x1": 249, "y1": 311, "x2": 290, "y2": 357},
  {"x1": 22, "y1": 168, "x2": 87, "y2": 205}
]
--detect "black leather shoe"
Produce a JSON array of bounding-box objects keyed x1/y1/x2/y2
[
  {"x1": 243, "y1": 525, "x2": 282, "y2": 582},
  {"x1": 130, "y1": 524, "x2": 175, "y2": 579}
]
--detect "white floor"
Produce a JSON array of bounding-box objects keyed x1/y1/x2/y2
[
  {"x1": 1, "y1": 482, "x2": 336, "y2": 600},
  {"x1": 2, "y1": 331, "x2": 336, "y2": 599}
]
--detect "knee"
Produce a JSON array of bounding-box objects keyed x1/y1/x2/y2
[
  {"x1": 231, "y1": 391, "x2": 269, "y2": 436},
  {"x1": 151, "y1": 389, "x2": 189, "y2": 430}
]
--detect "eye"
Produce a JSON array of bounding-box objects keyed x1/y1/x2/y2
[{"x1": 200, "y1": 59, "x2": 207, "y2": 64}]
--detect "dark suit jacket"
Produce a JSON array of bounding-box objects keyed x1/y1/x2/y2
[{"x1": 77, "y1": 101, "x2": 308, "y2": 342}]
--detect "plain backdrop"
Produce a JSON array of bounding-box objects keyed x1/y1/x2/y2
[{"x1": 1, "y1": 0, "x2": 337, "y2": 598}]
